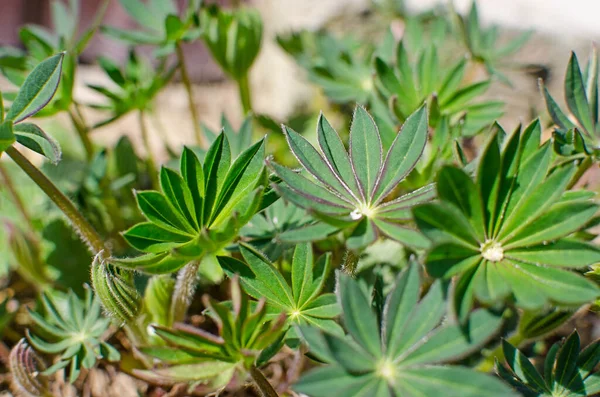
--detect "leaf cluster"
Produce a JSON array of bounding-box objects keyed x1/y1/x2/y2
[
  {"x1": 414, "y1": 121, "x2": 600, "y2": 321},
  {"x1": 295, "y1": 262, "x2": 516, "y2": 397},
  {"x1": 113, "y1": 133, "x2": 267, "y2": 274},
  {"x1": 26, "y1": 288, "x2": 119, "y2": 383},
  {"x1": 135, "y1": 277, "x2": 286, "y2": 390}
]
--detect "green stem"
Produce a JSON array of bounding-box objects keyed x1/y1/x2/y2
[
  {"x1": 0, "y1": 163, "x2": 35, "y2": 232},
  {"x1": 170, "y1": 259, "x2": 201, "y2": 324},
  {"x1": 68, "y1": 107, "x2": 94, "y2": 161},
  {"x1": 138, "y1": 110, "x2": 159, "y2": 189},
  {"x1": 476, "y1": 332, "x2": 525, "y2": 372},
  {"x1": 175, "y1": 41, "x2": 205, "y2": 147},
  {"x1": 238, "y1": 73, "x2": 253, "y2": 115},
  {"x1": 6, "y1": 146, "x2": 105, "y2": 255},
  {"x1": 249, "y1": 365, "x2": 279, "y2": 397},
  {"x1": 567, "y1": 156, "x2": 594, "y2": 189}
]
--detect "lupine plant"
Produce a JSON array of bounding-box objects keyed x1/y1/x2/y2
[{"x1": 3, "y1": 1, "x2": 600, "y2": 397}]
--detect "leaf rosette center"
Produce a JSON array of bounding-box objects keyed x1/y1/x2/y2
[{"x1": 480, "y1": 240, "x2": 504, "y2": 262}]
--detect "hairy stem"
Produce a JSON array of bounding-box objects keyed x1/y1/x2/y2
[
  {"x1": 6, "y1": 146, "x2": 105, "y2": 255},
  {"x1": 68, "y1": 106, "x2": 94, "y2": 161},
  {"x1": 342, "y1": 249, "x2": 360, "y2": 276},
  {"x1": 175, "y1": 41, "x2": 205, "y2": 147},
  {"x1": 238, "y1": 73, "x2": 253, "y2": 115},
  {"x1": 249, "y1": 365, "x2": 279, "y2": 397},
  {"x1": 0, "y1": 163, "x2": 35, "y2": 232},
  {"x1": 170, "y1": 260, "x2": 201, "y2": 324},
  {"x1": 138, "y1": 110, "x2": 159, "y2": 189}
]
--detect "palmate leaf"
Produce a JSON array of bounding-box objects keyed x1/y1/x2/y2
[
  {"x1": 241, "y1": 198, "x2": 335, "y2": 259},
  {"x1": 278, "y1": 31, "x2": 374, "y2": 105},
  {"x1": 219, "y1": 243, "x2": 342, "y2": 335},
  {"x1": 452, "y1": 1, "x2": 531, "y2": 85},
  {"x1": 414, "y1": 120, "x2": 600, "y2": 321},
  {"x1": 497, "y1": 331, "x2": 600, "y2": 397},
  {"x1": 269, "y1": 105, "x2": 433, "y2": 251},
  {"x1": 139, "y1": 278, "x2": 287, "y2": 390},
  {"x1": 0, "y1": 54, "x2": 64, "y2": 162},
  {"x1": 89, "y1": 51, "x2": 177, "y2": 127},
  {"x1": 25, "y1": 288, "x2": 119, "y2": 384},
  {"x1": 542, "y1": 47, "x2": 600, "y2": 155},
  {"x1": 113, "y1": 133, "x2": 267, "y2": 274},
  {"x1": 102, "y1": 0, "x2": 201, "y2": 54},
  {"x1": 295, "y1": 261, "x2": 515, "y2": 397},
  {"x1": 374, "y1": 41, "x2": 502, "y2": 135}
]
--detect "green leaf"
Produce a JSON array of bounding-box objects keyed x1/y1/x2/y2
[
  {"x1": 180, "y1": 146, "x2": 205, "y2": 226},
  {"x1": 413, "y1": 202, "x2": 480, "y2": 248},
  {"x1": 13, "y1": 122, "x2": 61, "y2": 164},
  {"x1": 373, "y1": 105, "x2": 428, "y2": 203},
  {"x1": 401, "y1": 309, "x2": 503, "y2": 366},
  {"x1": 203, "y1": 132, "x2": 231, "y2": 220},
  {"x1": 98, "y1": 57, "x2": 126, "y2": 86},
  {"x1": 240, "y1": 243, "x2": 295, "y2": 307},
  {"x1": 502, "y1": 339, "x2": 550, "y2": 394},
  {"x1": 6, "y1": 53, "x2": 64, "y2": 123},
  {"x1": 291, "y1": 243, "x2": 316, "y2": 307},
  {"x1": 565, "y1": 52, "x2": 595, "y2": 134},
  {"x1": 284, "y1": 125, "x2": 355, "y2": 202},
  {"x1": 122, "y1": 222, "x2": 191, "y2": 253},
  {"x1": 506, "y1": 200, "x2": 598, "y2": 248},
  {"x1": 383, "y1": 262, "x2": 420, "y2": 353},
  {"x1": 555, "y1": 331, "x2": 581, "y2": 390},
  {"x1": 499, "y1": 164, "x2": 575, "y2": 242},
  {"x1": 476, "y1": 131, "x2": 501, "y2": 232},
  {"x1": 437, "y1": 166, "x2": 486, "y2": 241},
  {"x1": 338, "y1": 274, "x2": 381, "y2": 357},
  {"x1": 542, "y1": 84, "x2": 575, "y2": 131},
  {"x1": 396, "y1": 366, "x2": 517, "y2": 397},
  {"x1": 294, "y1": 366, "x2": 373, "y2": 397},
  {"x1": 301, "y1": 293, "x2": 340, "y2": 318},
  {"x1": 373, "y1": 220, "x2": 430, "y2": 250},
  {"x1": 317, "y1": 113, "x2": 361, "y2": 196},
  {"x1": 496, "y1": 142, "x2": 555, "y2": 239},
  {"x1": 350, "y1": 106, "x2": 382, "y2": 201},
  {"x1": 212, "y1": 138, "x2": 265, "y2": 221},
  {"x1": 135, "y1": 191, "x2": 194, "y2": 234},
  {"x1": 389, "y1": 281, "x2": 445, "y2": 359},
  {"x1": 0, "y1": 120, "x2": 16, "y2": 153},
  {"x1": 323, "y1": 333, "x2": 377, "y2": 373},
  {"x1": 500, "y1": 261, "x2": 599, "y2": 308},
  {"x1": 160, "y1": 167, "x2": 197, "y2": 230},
  {"x1": 507, "y1": 240, "x2": 600, "y2": 268},
  {"x1": 270, "y1": 162, "x2": 353, "y2": 214},
  {"x1": 119, "y1": 0, "x2": 162, "y2": 30}
]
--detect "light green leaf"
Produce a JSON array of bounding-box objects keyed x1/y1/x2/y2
[
  {"x1": 6, "y1": 53, "x2": 64, "y2": 123},
  {"x1": 338, "y1": 274, "x2": 381, "y2": 357},
  {"x1": 373, "y1": 105, "x2": 428, "y2": 203},
  {"x1": 13, "y1": 122, "x2": 61, "y2": 164},
  {"x1": 350, "y1": 106, "x2": 382, "y2": 201}
]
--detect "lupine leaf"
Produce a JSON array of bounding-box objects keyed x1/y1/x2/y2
[
  {"x1": 373, "y1": 105, "x2": 428, "y2": 202},
  {"x1": 502, "y1": 340, "x2": 550, "y2": 393},
  {"x1": 565, "y1": 52, "x2": 595, "y2": 134},
  {"x1": 338, "y1": 274, "x2": 381, "y2": 357},
  {"x1": 285, "y1": 125, "x2": 354, "y2": 202},
  {"x1": 350, "y1": 106, "x2": 382, "y2": 201},
  {"x1": 401, "y1": 309, "x2": 503, "y2": 366},
  {"x1": 13, "y1": 122, "x2": 61, "y2": 164}
]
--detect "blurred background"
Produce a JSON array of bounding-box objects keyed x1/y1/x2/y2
[{"x1": 0, "y1": 0, "x2": 598, "y2": 159}]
